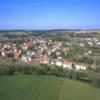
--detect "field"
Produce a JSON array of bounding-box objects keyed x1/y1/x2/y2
[{"x1": 0, "y1": 75, "x2": 100, "y2": 100}]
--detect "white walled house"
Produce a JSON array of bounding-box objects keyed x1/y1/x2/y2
[
  {"x1": 88, "y1": 50, "x2": 92, "y2": 54},
  {"x1": 50, "y1": 61, "x2": 55, "y2": 65},
  {"x1": 21, "y1": 55, "x2": 32, "y2": 62},
  {"x1": 63, "y1": 61, "x2": 72, "y2": 69},
  {"x1": 21, "y1": 45, "x2": 28, "y2": 50},
  {"x1": 57, "y1": 56, "x2": 62, "y2": 60},
  {"x1": 56, "y1": 52, "x2": 61, "y2": 56},
  {"x1": 1, "y1": 51, "x2": 6, "y2": 57},
  {"x1": 79, "y1": 43, "x2": 85, "y2": 47},
  {"x1": 74, "y1": 64, "x2": 87, "y2": 70},
  {"x1": 13, "y1": 48, "x2": 17, "y2": 53},
  {"x1": 27, "y1": 56, "x2": 32, "y2": 61},
  {"x1": 56, "y1": 61, "x2": 63, "y2": 67},
  {"x1": 96, "y1": 42, "x2": 100, "y2": 46},
  {"x1": 88, "y1": 42, "x2": 93, "y2": 46},
  {"x1": 21, "y1": 55, "x2": 27, "y2": 62}
]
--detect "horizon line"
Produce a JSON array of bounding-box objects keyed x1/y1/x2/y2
[{"x1": 0, "y1": 28, "x2": 100, "y2": 31}]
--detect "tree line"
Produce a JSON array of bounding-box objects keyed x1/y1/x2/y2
[{"x1": 0, "y1": 64, "x2": 100, "y2": 89}]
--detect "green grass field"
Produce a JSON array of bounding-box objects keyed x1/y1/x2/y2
[{"x1": 0, "y1": 75, "x2": 100, "y2": 100}]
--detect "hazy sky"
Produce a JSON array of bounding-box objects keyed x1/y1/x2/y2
[{"x1": 0, "y1": 0, "x2": 100, "y2": 29}]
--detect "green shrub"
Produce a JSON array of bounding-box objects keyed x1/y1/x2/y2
[
  {"x1": 72, "y1": 72, "x2": 80, "y2": 80},
  {"x1": 48, "y1": 67, "x2": 65, "y2": 77},
  {"x1": 7, "y1": 66, "x2": 16, "y2": 75},
  {"x1": 92, "y1": 77, "x2": 100, "y2": 88},
  {"x1": 23, "y1": 66, "x2": 32, "y2": 74},
  {"x1": 34, "y1": 67, "x2": 46, "y2": 75},
  {"x1": 94, "y1": 66, "x2": 100, "y2": 72}
]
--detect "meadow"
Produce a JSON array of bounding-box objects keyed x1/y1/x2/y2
[{"x1": 0, "y1": 75, "x2": 100, "y2": 100}]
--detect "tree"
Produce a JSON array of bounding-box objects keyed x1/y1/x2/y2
[
  {"x1": 72, "y1": 63, "x2": 75, "y2": 70},
  {"x1": 50, "y1": 52, "x2": 57, "y2": 59}
]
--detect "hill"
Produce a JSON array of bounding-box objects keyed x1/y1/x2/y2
[{"x1": 0, "y1": 75, "x2": 100, "y2": 100}]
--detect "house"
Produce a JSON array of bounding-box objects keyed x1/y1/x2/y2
[
  {"x1": 14, "y1": 50, "x2": 22, "y2": 59},
  {"x1": 57, "y1": 56, "x2": 62, "y2": 60},
  {"x1": 21, "y1": 55, "x2": 28, "y2": 62},
  {"x1": 79, "y1": 43, "x2": 85, "y2": 47},
  {"x1": 31, "y1": 51, "x2": 37, "y2": 58},
  {"x1": 21, "y1": 54, "x2": 32, "y2": 62},
  {"x1": 13, "y1": 47, "x2": 17, "y2": 53},
  {"x1": 63, "y1": 60, "x2": 72, "y2": 69},
  {"x1": 41, "y1": 60, "x2": 49, "y2": 64},
  {"x1": 27, "y1": 42, "x2": 33, "y2": 49},
  {"x1": 74, "y1": 63, "x2": 87, "y2": 70},
  {"x1": 88, "y1": 50, "x2": 92, "y2": 54},
  {"x1": 3, "y1": 43, "x2": 12, "y2": 50},
  {"x1": 93, "y1": 37, "x2": 98, "y2": 42},
  {"x1": 56, "y1": 52, "x2": 61, "y2": 56},
  {"x1": 50, "y1": 61, "x2": 55, "y2": 65},
  {"x1": 56, "y1": 60, "x2": 63, "y2": 67},
  {"x1": 40, "y1": 54, "x2": 49, "y2": 64},
  {"x1": 96, "y1": 42, "x2": 100, "y2": 46},
  {"x1": 21, "y1": 50, "x2": 37, "y2": 62},
  {"x1": 27, "y1": 56, "x2": 32, "y2": 61},
  {"x1": 63, "y1": 48, "x2": 70, "y2": 56},
  {"x1": 21, "y1": 42, "x2": 33, "y2": 50},
  {"x1": 21, "y1": 43, "x2": 28, "y2": 50},
  {"x1": 1, "y1": 51, "x2": 6, "y2": 57},
  {"x1": 88, "y1": 42, "x2": 93, "y2": 46}
]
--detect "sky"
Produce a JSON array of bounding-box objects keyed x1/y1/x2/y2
[{"x1": 0, "y1": 0, "x2": 100, "y2": 30}]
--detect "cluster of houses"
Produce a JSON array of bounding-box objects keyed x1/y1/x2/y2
[
  {"x1": 40, "y1": 55, "x2": 87, "y2": 71},
  {"x1": 39, "y1": 41, "x2": 88, "y2": 70},
  {"x1": 80, "y1": 37, "x2": 100, "y2": 47},
  {"x1": 0, "y1": 38, "x2": 88, "y2": 71},
  {"x1": 0, "y1": 42, "x2": 37, "y2": 62}
]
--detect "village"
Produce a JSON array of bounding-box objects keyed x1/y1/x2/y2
[
  {"x1": 1, "y1": 0, "x2": 100, "y2": 100},
  {"x1": 0, "y1": 30, "x2": 100, "y2": 71}
]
